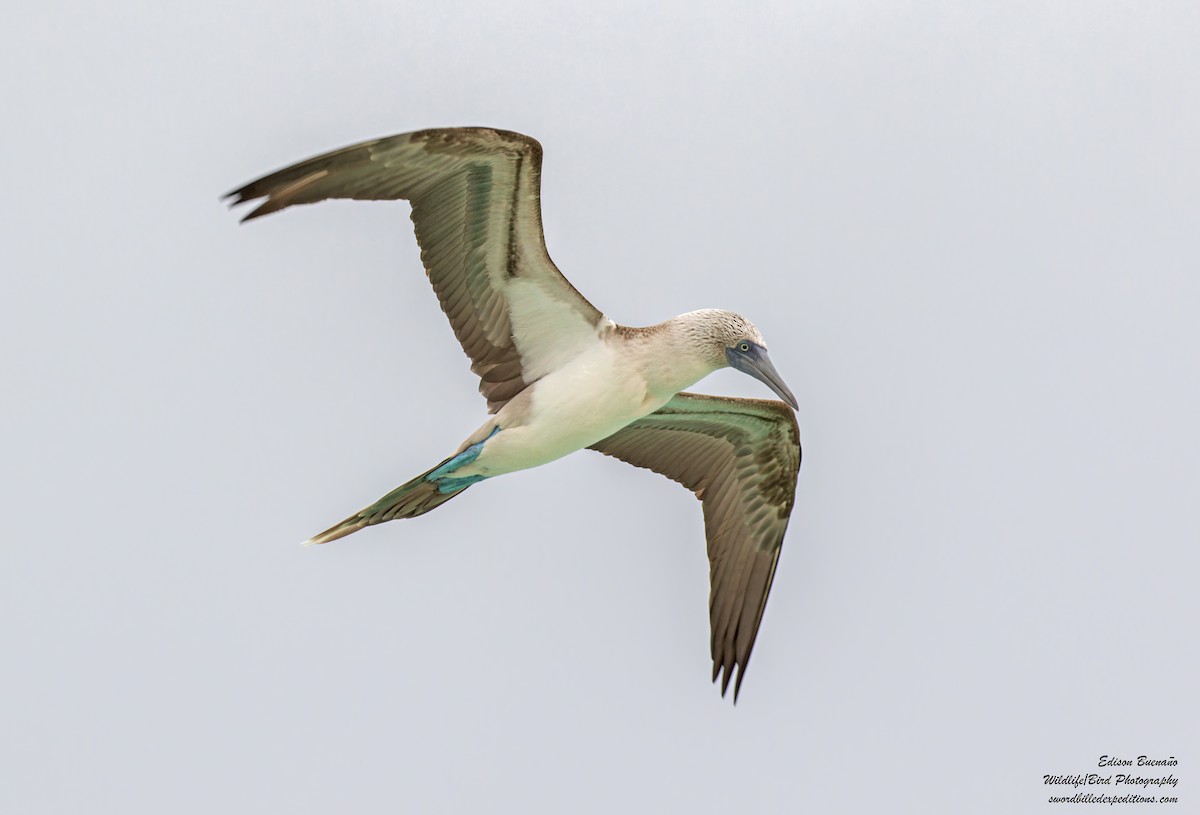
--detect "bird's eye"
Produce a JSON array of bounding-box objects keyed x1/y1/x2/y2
[{"x1": 738, "y1": 342, "x2": 751, "y2": 352}]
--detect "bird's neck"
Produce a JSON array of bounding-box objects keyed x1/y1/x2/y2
[{"x1": 617, "y1": 318, "x2": 723, "y2": 400}]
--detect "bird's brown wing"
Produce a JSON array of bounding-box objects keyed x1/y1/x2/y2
[
  {"x1": 227, "y1": 128, "x2": 605, "y2": 412},
  {"x1": 589, "y1": 392, "x2": 801, "y2": 700}
]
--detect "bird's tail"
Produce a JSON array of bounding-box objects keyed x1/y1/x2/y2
[{"x1": 303, "y1": 457, "x2": 473, "y2": 546}]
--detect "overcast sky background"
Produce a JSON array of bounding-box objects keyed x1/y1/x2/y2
[{"x1": 2, "y1": 2, "x2": 1197, "y2": 812}]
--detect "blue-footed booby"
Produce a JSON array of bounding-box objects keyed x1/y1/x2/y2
[{"x1": 226, "y1": 128, "x2": 802, "y2": 700}]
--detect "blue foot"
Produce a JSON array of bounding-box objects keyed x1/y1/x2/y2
[
  {"x1": 436, "y1": 474, "x2": 486, "y2": 493},
  {"x1": 425, "y1": 426, "x2": 500, "y2": 485}
]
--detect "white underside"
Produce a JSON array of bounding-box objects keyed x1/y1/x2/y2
[{"x1": 453, "y1": 340, "x2": 671, "y2": 479}]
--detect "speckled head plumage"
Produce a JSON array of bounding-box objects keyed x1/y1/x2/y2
[
  {"x1": 675, "y1": 309, "x2": 766, "y2": 363},
  {"x1": 673, "y1": 309, "x2": 797, "y2": 409}
]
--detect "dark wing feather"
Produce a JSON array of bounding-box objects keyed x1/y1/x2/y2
[
  {"x1": 589, "y1": 392, "x2": 801, "y2": 701},
  {"x1": 226, "y1": 128, "x2": 604, "y2": 412}
]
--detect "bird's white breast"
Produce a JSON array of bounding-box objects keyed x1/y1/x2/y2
[{"x1": 465, "y1": 339, "x2": 668, "y2": 477}]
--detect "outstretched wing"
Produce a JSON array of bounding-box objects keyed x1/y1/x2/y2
[
  {"x1": 589, "y1": 392, "x2": 801, "y2": 701},
  {"x1": 226, "y1": 128, "x2": 607, "y2": 412}
]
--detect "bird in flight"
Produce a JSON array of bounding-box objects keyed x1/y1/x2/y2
[{"x1": 226, "y1": 128, "x2": 802, "y2": 700}]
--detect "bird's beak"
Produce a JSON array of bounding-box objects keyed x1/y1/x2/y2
[{"x1": 726, "y1": 346, "x2": 799, "y2": 410}]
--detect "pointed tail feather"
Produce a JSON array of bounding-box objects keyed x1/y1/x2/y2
[{"x1": 303, "y1": 459, "x2": 472, "y2": 545}]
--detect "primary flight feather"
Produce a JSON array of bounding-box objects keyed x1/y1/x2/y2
[{"x1": 226, "y1": 127, "x2": 802, "y2": 700}]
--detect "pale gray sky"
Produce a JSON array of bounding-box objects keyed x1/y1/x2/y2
[{"x1": 2, "y1": 1, "x2": 1197, "y2": 812}]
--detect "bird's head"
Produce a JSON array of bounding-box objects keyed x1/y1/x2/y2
[{"x1": 685, "y1": 310, "x2": 798, "y2": 410}]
